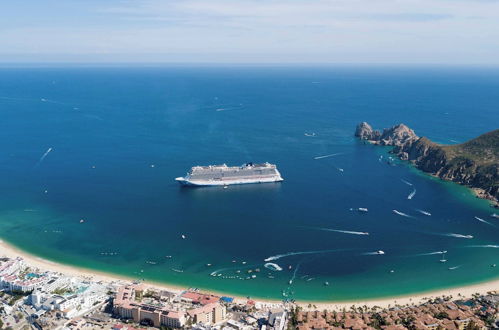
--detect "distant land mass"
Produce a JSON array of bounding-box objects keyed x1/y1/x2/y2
[{"x1": 355, "y1": 122, "x2": 499, "y2": 205}]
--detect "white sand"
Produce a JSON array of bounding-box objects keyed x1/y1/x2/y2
[{"x1": 1, "y1": 240, "x2": 497, "y2": 311}]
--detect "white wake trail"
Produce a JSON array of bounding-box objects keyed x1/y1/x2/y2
[
  {"x1": 467, "y1": 245, "x2": 499, "y2": 249},
  {"x1": 445, "y1": 233, "x2": 474, "y2": 239},
  {"x1": 363, "y1": 250, "x2": 385, "y2": 256},
  {"x1": 401, "y1": 179, "x2": 413, "y2": 186},
  {"x1": 264, "y1": 249, "x2": 344, "y2": 262},
  {"x1": 415, "y1": 250, "x2": 447, "y2": 256},
  {"x1": 407, "y1": 188, "x2": 416, "y2": 200},
  {"x1": 474, "y1": 216, "x2": 496, "y2": 227},
  {"x1": 314, "y1": 152, "x2": 345, "y2": 160},
  {"x1": 314, "y1": 227, "x2": 369, "y2": 236},
  {"x1": 392, "y1": 210, "x2": 414, "y2": 218},
  {"x1": 416, "y1": 209, "x2": 432, "y2": 216},
  {"x1": 288, "y1": 263, "x2": 300, "y2": 285},
  {"x1": 34, "y1": 147, "x2": 53, "y2": 167},
  {"x1": 264, "y1": 263, "x2": 283, "y2": 271}
]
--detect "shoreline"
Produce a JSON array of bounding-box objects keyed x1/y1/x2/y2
[{"x1": 1, "y1": 239, "x2": 498, "y2": 311}]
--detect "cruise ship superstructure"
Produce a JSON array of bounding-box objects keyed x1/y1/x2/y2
[{"x1": 175, "y1": 162, "x2": 283, "y2": 186}]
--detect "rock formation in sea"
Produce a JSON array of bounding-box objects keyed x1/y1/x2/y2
[{"x1": 355, "y1": 122, "x2": 499, "y2": 205}]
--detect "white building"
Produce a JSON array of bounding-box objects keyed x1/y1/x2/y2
[{"x1": 268, "y1": 311, "x2": 286, "y2": 330}]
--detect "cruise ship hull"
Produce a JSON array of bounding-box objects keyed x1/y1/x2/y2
[
  {"x1": 175, "y1": 175, "x2": 283, "y2": 186},
  {"x1": 176, "y1": 162, "x2": 283, "y2": 187}
]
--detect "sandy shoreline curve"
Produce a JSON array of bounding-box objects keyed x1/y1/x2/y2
[{"x1": 0, "y1": 239, "x2": 497, "y2": 311}]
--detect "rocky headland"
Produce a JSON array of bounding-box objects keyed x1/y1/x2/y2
[{"x1": 355, "y1": 122, "x2": 499, "y2": 205}]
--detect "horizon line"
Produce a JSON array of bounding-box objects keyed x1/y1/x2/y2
[{"x1": 1, "y1": 62, "x2": 499, "y2": 68}]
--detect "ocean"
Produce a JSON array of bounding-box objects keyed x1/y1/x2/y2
[{"x1": 0, "y1": 65, "x2": 497, "y2": 301}]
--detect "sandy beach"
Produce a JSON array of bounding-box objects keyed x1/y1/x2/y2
[{"x1": 0, "y1": 239, "x2": 497, "y2": 311}]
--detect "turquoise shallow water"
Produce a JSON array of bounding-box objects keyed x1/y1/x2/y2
[{"x1": 0, "y1": 66, "x2": 498, "y2": 301}]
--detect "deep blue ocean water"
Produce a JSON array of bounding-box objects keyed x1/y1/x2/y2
[{"x1": 0, "y1": 66, "x2": 497, "y2": 301}]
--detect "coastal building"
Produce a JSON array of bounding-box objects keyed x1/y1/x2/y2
[
  {"x1": 0, "y1": 257, "x2": 24, "y2": 276},
  {"x1": 268, "y1": 311, "x2": 287, "y2": 330},
  {"x1": 113, "y1": 284, "x2": 186, "y2": 328},
  {"x1": 187, "y1": 302, "x2": 227, "y2": 325},
  {"x1": 294, "y1": 301, "x2": 489, "y2": 329},
  {"x1": 179, "y1": 290, "x2": 221, "y2": 305},
  {"x1": 1, "y1": 273, "x2": 50, "y2": 292},
  {"x1": 28, "y1": 281, "x2": 108, "y2": 318}
]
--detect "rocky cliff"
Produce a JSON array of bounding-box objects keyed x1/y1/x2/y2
[{"x1": 355, "y1": 122, "x2": 499, "y2": 204}]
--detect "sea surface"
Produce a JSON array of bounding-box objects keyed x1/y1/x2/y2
[{"x1": 0, "y1": 66, "x2": 498, "y2": 301}]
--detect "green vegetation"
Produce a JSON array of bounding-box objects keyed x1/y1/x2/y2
[
  {"x1": 402, "y1": 129, "x2": 499, "y2": 201},
  {"x1": 440, "y1": 130, "x2": 499, "y2": 200},
  {"x1": 434, "y1": 311, "x2": 449, "y2": 320},
  {"x1": 465, "y1": 320, "x2": 482, "y2": 330},
  {"x1": 52, "y1": 287, "x2": 73, "y2": 295},
  {"x1": 442, "y1": 129, "x2": 499, "y2": 166},
  {"x1": 142, "y1": 290, "x2": 156, "y2": 298},
  {"x1": 369, "y1": 313, "x2": 389, "y2": 329},
  {"x1": 7, "y1": 290, "x2": 32, "y2": 306}
]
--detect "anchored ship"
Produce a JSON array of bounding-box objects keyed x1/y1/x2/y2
[{"x1": 175, "y1": 162, "x2": 283, "y2": 186}]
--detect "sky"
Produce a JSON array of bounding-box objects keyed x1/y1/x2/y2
[{"x1": 1, "y1": 0, "x2": 499, "y2": 64}]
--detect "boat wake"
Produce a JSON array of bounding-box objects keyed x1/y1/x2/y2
[
  {"x1": 401, "y1": 179, "x2": 413, "y2": 186},
  {"x1": 414, "y1": 250, "x2": 447, "y2": 257},
  {"x1": 264, "y1": 249, "x2": 346, "y2": 262},
  {"x1": 392, "y1": 210, "x2": 414, "y2": 218},
  {"x1": 407, "y1": 188, "x2": 416, "y2": 200},
  {"x1": 416, "y1": 209, "x2": 432, "y2": 216},
  {"x1": 264, "y1": 263, "x2": 283, "y2": 271},
  {"x1": 474, "y1": 216, "x2": 496, "y2": 227},
  {"x1": 314, "y1": 152, "x2": 345, "y2": 160},
  {"x1": 467, "y1": 245, "x2": 499, "y2": 249},
  {"x1": 363, "y1": 250, "x2": 385, "y2": 256},
  {"x1": 444, "y1": 233, "x2": 474, "y2": 239},
  {"x1": 34, "y1": 147, "x2": 53, "y2": 168},
  {"x1": 312, "y1": 227, "x2": 369, "y2": 236},
  {"x1": 288, "y1": 263, "x2": 300, "y2": 285},
  {"x1": 210, "y1": 263, "x2": 259, "y2": 276}
]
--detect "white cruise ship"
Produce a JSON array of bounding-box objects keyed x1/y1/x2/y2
[{"x1": 175, "y1": 162, "x2": 283, "y2": 186}]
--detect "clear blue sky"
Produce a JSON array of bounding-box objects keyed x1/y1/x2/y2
[{"x1": 1, "y1": 0, "x2": 499, "y2": 64}]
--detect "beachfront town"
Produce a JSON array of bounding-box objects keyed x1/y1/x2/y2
[{"x1": 0, "y1": 256, "x2": 498, "y2": 330}]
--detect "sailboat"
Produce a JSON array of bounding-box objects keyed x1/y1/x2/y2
[{"x1": 439, "y1": 252, "x2": 447, "y2": 263}]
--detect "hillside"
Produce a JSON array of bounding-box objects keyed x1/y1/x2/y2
[{"x1": 355, "y1": 122, "x2": 499, "y2": 204}]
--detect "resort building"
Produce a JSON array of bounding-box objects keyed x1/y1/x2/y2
[
  {"x1": 113, "y1": 284, "x2": 187, "y2": 328},
  {"x1": 187, "y1": 302, "x2": 227, "y2": 325},
  {"x1": 179, "y1": 290, "x2": 222, "y2": 305}
]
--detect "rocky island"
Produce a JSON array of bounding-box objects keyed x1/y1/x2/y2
[{"x1": 355, "y1": 122, "x2": 499, "y2": 205}]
